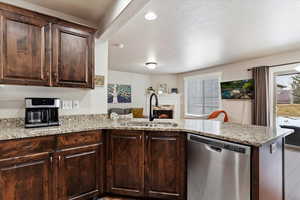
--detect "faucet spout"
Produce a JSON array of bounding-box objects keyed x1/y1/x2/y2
[{"x1": 149, "y1": 93, "x2": 159, "y2": 121}]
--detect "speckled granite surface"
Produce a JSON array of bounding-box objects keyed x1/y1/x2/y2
[{"x1": 0, "y1": 115, "x2": 294, "y2": 146}]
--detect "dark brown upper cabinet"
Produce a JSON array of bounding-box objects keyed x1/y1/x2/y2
[
  {"x1": 0, "y1": 10, "x2": 51, "y2": 86},
  {"x1": 52, "y1": 24, "x2": 94, "y2": 89},
  {"x1": 0, "y1": 3, "x2": 96, "y2": 89}
]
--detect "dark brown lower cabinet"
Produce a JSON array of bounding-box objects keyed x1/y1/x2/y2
[
  {"x1": 145, "y1": 131, "x2": 186, "y2": 200},
  {"x1": 106, "y1": 130, "x2": 186, "y2": 200},
  {"x1": 55, "y1": 132, "x2": 104, "y2": 200},
  {"x1": 0, "y1": 131, "x2": 103, "y2": 200},
  {"x1": 106, "y1": 130, "x2": 145, "y2": 197},
  {"x1": 0, "y1": 152, "x2": 53, "y2": 200},
  {"x1": 251, "y1": 137, "x2": 285, "y2": 200}
]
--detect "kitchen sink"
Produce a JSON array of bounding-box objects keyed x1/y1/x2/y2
[
  {"x1": 153, "y1": 122, "x2": 178, "y2": 127},
  {"x1": 120, "y1": 121, "x2": 178, "y2": 127},
  {"x1": 125, "y1": 121, "x2": 150, "y2": 126}
]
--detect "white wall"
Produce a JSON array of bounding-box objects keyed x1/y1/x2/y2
[
  {"x1": 108, "y1": 70, "x2": 178, "y2": 110},
  {"x1": 150, "y1": 74, "x2": 179, "y2": 93},
  {"x1": 178, "y1": 50, "x2": 300, "y2": 124},
  {"x1": 108, "y1": 70, "x2": 152, "y2": 109},
  {"x1": 0, "y1": 40, "x2": 108, "y2": 119}
]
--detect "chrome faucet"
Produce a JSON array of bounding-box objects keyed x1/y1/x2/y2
[{"x1": 149, "y1": 93, "x2": 159, "y2": 121}]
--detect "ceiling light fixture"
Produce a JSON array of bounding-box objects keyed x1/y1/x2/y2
[
  {"x1": 144, "y1": 12, "x2": 157, "y2": 21},
  {"x1": 145, "y1": 62, "x2": 157, "y2": 70},
  {"x1": 112, "y1": 43, "x2": 124, "y2": 48}
]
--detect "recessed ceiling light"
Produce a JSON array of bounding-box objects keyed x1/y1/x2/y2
[
  {"x1": 145, "y1": 62, "x2": 157, "y2": 70},
  {"x1": 145, "y1": 12, "x2": 157, "y2": 21},
  {"x1": 112, "y1": 43, "x2": 124, "y2": 48}
]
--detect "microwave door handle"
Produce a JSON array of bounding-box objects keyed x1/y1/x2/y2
[{"x1": 46, "y1": 109, "x2": 50, "y2": 123}]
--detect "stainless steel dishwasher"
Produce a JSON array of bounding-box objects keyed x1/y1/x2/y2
[{"x1": 187, "y1": 134, "x2": 251, "y2": 200}]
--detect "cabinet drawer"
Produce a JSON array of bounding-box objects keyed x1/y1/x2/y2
[
  {"x1": 109, "y1": 129, "x2": 144, "y2": 136},
  {"x1": 57, "y1": 130, "x2": 102, "y2": 149},
  {"x1": 145, "y1": 131, "x2": 182, "y2": 137},
  {"x1": 0, "y1": 136, "x2": 55, "y2": 159}
]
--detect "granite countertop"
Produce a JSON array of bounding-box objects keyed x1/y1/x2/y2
[{"x1": 0, "y1": 116, "x2": 294, "y2": 147}]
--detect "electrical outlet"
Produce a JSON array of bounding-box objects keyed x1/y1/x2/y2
[
  {"x1": 62, "y1": 100, "x2": 72, "y2": 110},
  {"x1": 67, "y1": 101, "x2": 73, "y2": 109},
  {"x1": 72, "y1": 100, "x2": 80, "y2": 109},
  {"x1": 62, "y1": 101, "x2": 67, "y2": 110}
]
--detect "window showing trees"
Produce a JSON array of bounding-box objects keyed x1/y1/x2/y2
[{"x1": 276, "y1": 73, "x2": 300, "y2": 117}]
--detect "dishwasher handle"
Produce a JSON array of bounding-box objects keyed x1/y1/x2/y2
[
  {"x1": 188, "y1": 134, "x2": 251, "y2": 155},
  {"x1": 207, "y1": 145, "x2": 222, "y2": 153}
]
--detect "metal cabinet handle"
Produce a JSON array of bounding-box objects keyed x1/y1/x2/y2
[
  {"x1": 49, "y1": 156, "x2": 54, "y2": 170},
  {"x1": 58, "y1": 155, "x2": 62, "y2": 168}
]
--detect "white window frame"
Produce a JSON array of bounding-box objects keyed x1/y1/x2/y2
[
  {"x1": 269, "y1": 64, "x2": 299, "y2": 128},
  {"x1": 184, "y1": 72, "x2": 222, "y2": 117}
]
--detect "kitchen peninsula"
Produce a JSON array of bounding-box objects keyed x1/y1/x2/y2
[{"x1": 0, "y1": 115, "x2": 293, "y2": 200}]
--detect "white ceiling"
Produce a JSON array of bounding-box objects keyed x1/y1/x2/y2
[
  {"x1": 22, "y1": 0, "x2": 115, "y2": 25},
  {"x1": 109, "y1": 0, "x2": 300, "y2": 74}
]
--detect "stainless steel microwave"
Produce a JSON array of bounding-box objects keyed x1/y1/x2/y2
[{"x1": 25, "y1": 98, "x2": 60, "y2": 128}]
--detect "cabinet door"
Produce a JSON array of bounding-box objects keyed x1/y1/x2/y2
[
  {"x1": 0, "y1": 11, "x2": 50, "y2": 86},
  {"x1": 0, "y1": 153, "x2": 52, "y2": 200},
  {"x1": 56, "y1": 144, "x2": 103, "y2": 200},
  {"x1": 107, "y1": 130, "x2": 144, "y2": 197},
  {"x1": 52, "y1": 24, "x2": 94, "y2": 88},
  {"x1": 145, "y1": 132, "x2": 186, "y2": 200}
]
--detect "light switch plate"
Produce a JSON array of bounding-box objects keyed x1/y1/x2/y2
[
  {"x1": 62, "y1": 100, "x2": 72, "y2": 110},
  {"x1": 72, "y1": 100, "x2": 80, "y2": 109}
]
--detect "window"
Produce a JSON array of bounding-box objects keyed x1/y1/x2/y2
[{"x1": 184, "y1": 73, "x2": 221, "y2": 116}]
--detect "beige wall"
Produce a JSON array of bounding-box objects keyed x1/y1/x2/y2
[
  {"x1": 0, "y1": 40, "x2": 108, "y2": 119},
  {"x1": 107, "y1": 70, "x2": 178, "y2": 111},
  {"x1": 177, "y1": 50, "x2": 300, "y2": 124},
  {"x1": 108, "y1": 70, "x2": 152, "y2": 109},
  {"x1": 150, "y1": 74, "x2": 178, "y2": 93}
]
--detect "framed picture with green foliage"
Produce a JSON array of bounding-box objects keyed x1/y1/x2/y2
[{"x1": 221, "y1": 79, "x2": 254, "y2": 99}]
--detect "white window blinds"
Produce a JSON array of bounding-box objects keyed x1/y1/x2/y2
[{"x1": 185, "y1": 74, "x2": 220, "y2": 116}]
